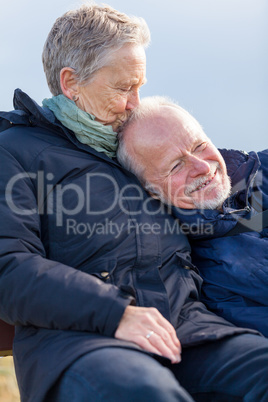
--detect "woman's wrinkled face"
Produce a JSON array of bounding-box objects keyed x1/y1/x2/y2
[{"x1": 76, "y1": 44, "x2": 147, "y2": 131}]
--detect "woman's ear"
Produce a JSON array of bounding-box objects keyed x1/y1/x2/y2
[{"x1": 60, "y1": 67, "x2": 79, "y2": 100}]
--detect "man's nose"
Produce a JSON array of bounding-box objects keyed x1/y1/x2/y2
[
  {"x1": 189, "y1": 155, "x2": 211, "y2": 177},
  {"x1": 126, "y1": 90, "x2": 140, "y2": 110}
]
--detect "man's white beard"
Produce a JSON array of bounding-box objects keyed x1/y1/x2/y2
[
  {"x1": 146, "y1": 163, "x2": 232, "y2": 210},
  {"x1": 190, "y1": 172, "x2": 231, "y2": 210}
]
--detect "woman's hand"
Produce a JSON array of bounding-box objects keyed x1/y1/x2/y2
[{"x1": 114, "y1": 305, "x2": 181, "y2": 364}]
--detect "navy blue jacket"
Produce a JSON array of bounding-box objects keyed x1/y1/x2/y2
[
  {"x1": 173, "y1": 149, "x2": 268, "y2": 336},
  {"x1": 0, "y1": 91, "x2": 257, "y2": 402}
]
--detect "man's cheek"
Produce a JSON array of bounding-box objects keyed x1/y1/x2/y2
[{"x1": 170, "y1": 182, "x2": 187, "y2": 202}]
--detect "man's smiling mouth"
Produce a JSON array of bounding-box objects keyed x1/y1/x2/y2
[{"x1": 190, "y1": 170, "x2": 217, "y2": 194}]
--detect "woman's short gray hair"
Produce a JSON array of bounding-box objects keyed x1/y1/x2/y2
[{"x1": 42, "y1": 2, "x2": 151, "y2": 95}]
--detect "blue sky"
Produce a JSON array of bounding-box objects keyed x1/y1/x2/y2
[{"x1": 0, "y1": 0, "x2": 267, "y2": 151}]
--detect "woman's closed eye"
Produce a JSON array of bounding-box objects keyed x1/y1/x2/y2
[{"x1": 119, "y1": 87, "x2": 132, "y2": 93}]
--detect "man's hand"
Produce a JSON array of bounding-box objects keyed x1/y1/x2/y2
[{"x1": 114, "y1": 305, "x2": 181, "y2": 364}]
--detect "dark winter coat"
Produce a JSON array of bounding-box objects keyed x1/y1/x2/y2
[
  {"x1": 0, "y1": 90, "x2": 257, "y2": 402},
  {"x1": 173, "y1": 149, "x2": 268, "y2": 336}
]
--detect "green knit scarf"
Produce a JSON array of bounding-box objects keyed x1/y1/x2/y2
[{"x1": 42, "y1": 95, "x2": 118, "y2": 158}]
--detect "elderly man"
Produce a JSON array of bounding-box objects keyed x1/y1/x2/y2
[{"x1": 117, "y1": 95, "x2": 268, "y2": 337}]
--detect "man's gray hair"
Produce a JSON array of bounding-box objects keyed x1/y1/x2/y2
[
  {"x1": 117, "y1": 96, "x2": 198, "y2": 200},
  {"x1": 42, "y1": 2, "x2": 151, "y2": 96}
]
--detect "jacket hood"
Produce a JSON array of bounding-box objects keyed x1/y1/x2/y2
[
  {"x1": 13, "y1": 88, "x2": 57, "y2": 125},
  {"x1": 0, "y1": 89, "x2": 60, "y2": 133}
]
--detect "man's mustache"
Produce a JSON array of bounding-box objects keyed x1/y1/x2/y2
[{"x1": 185, "y1": 163, "x2": 219, "y2": 196}]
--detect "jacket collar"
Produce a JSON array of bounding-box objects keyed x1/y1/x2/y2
[
  {"x1": 219, "y1": 148, "x2": 260, "y2": 209},
  {"x1": 1, "y1": 89, "x2": 123, "y2": 169}
]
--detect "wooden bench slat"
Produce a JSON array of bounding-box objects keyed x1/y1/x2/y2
[{"x1": 0, "y1": 319, "x2": 15, "y2": 357}]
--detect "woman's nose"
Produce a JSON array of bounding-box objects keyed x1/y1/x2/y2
[{"x1": 126, "y1": 90, "x2": 140, "y2": 110}]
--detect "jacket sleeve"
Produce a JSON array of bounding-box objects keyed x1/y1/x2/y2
[
  {"x1": 202, "y1": 290, "x2": 268, "y2": 337},
  {"x1": 0, "y1": 144, "x2": 133, "y2": 336}
]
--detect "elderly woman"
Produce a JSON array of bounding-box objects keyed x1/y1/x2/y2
[{"x1": 0, "y1": 4, "x2": 268, "y2": 402}]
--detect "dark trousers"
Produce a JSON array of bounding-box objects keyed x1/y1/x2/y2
[{"x1": 48, "y1": 334, "x2": 268, "y2": 401}]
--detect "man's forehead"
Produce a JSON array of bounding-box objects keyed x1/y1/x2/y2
[
  {"x1": 125, "y1": 115, "x2": 165, "y2": 146},
  {"x1": 125, "y1": 105, "x2": 205, "y2": 149},
  {"x1": 152, "y1": 106, "x2": 199, "y2": 135}
]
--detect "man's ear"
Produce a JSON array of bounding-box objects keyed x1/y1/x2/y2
[{"x1": 60, "y1": 67, "x2": 79, "y2": 100}]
